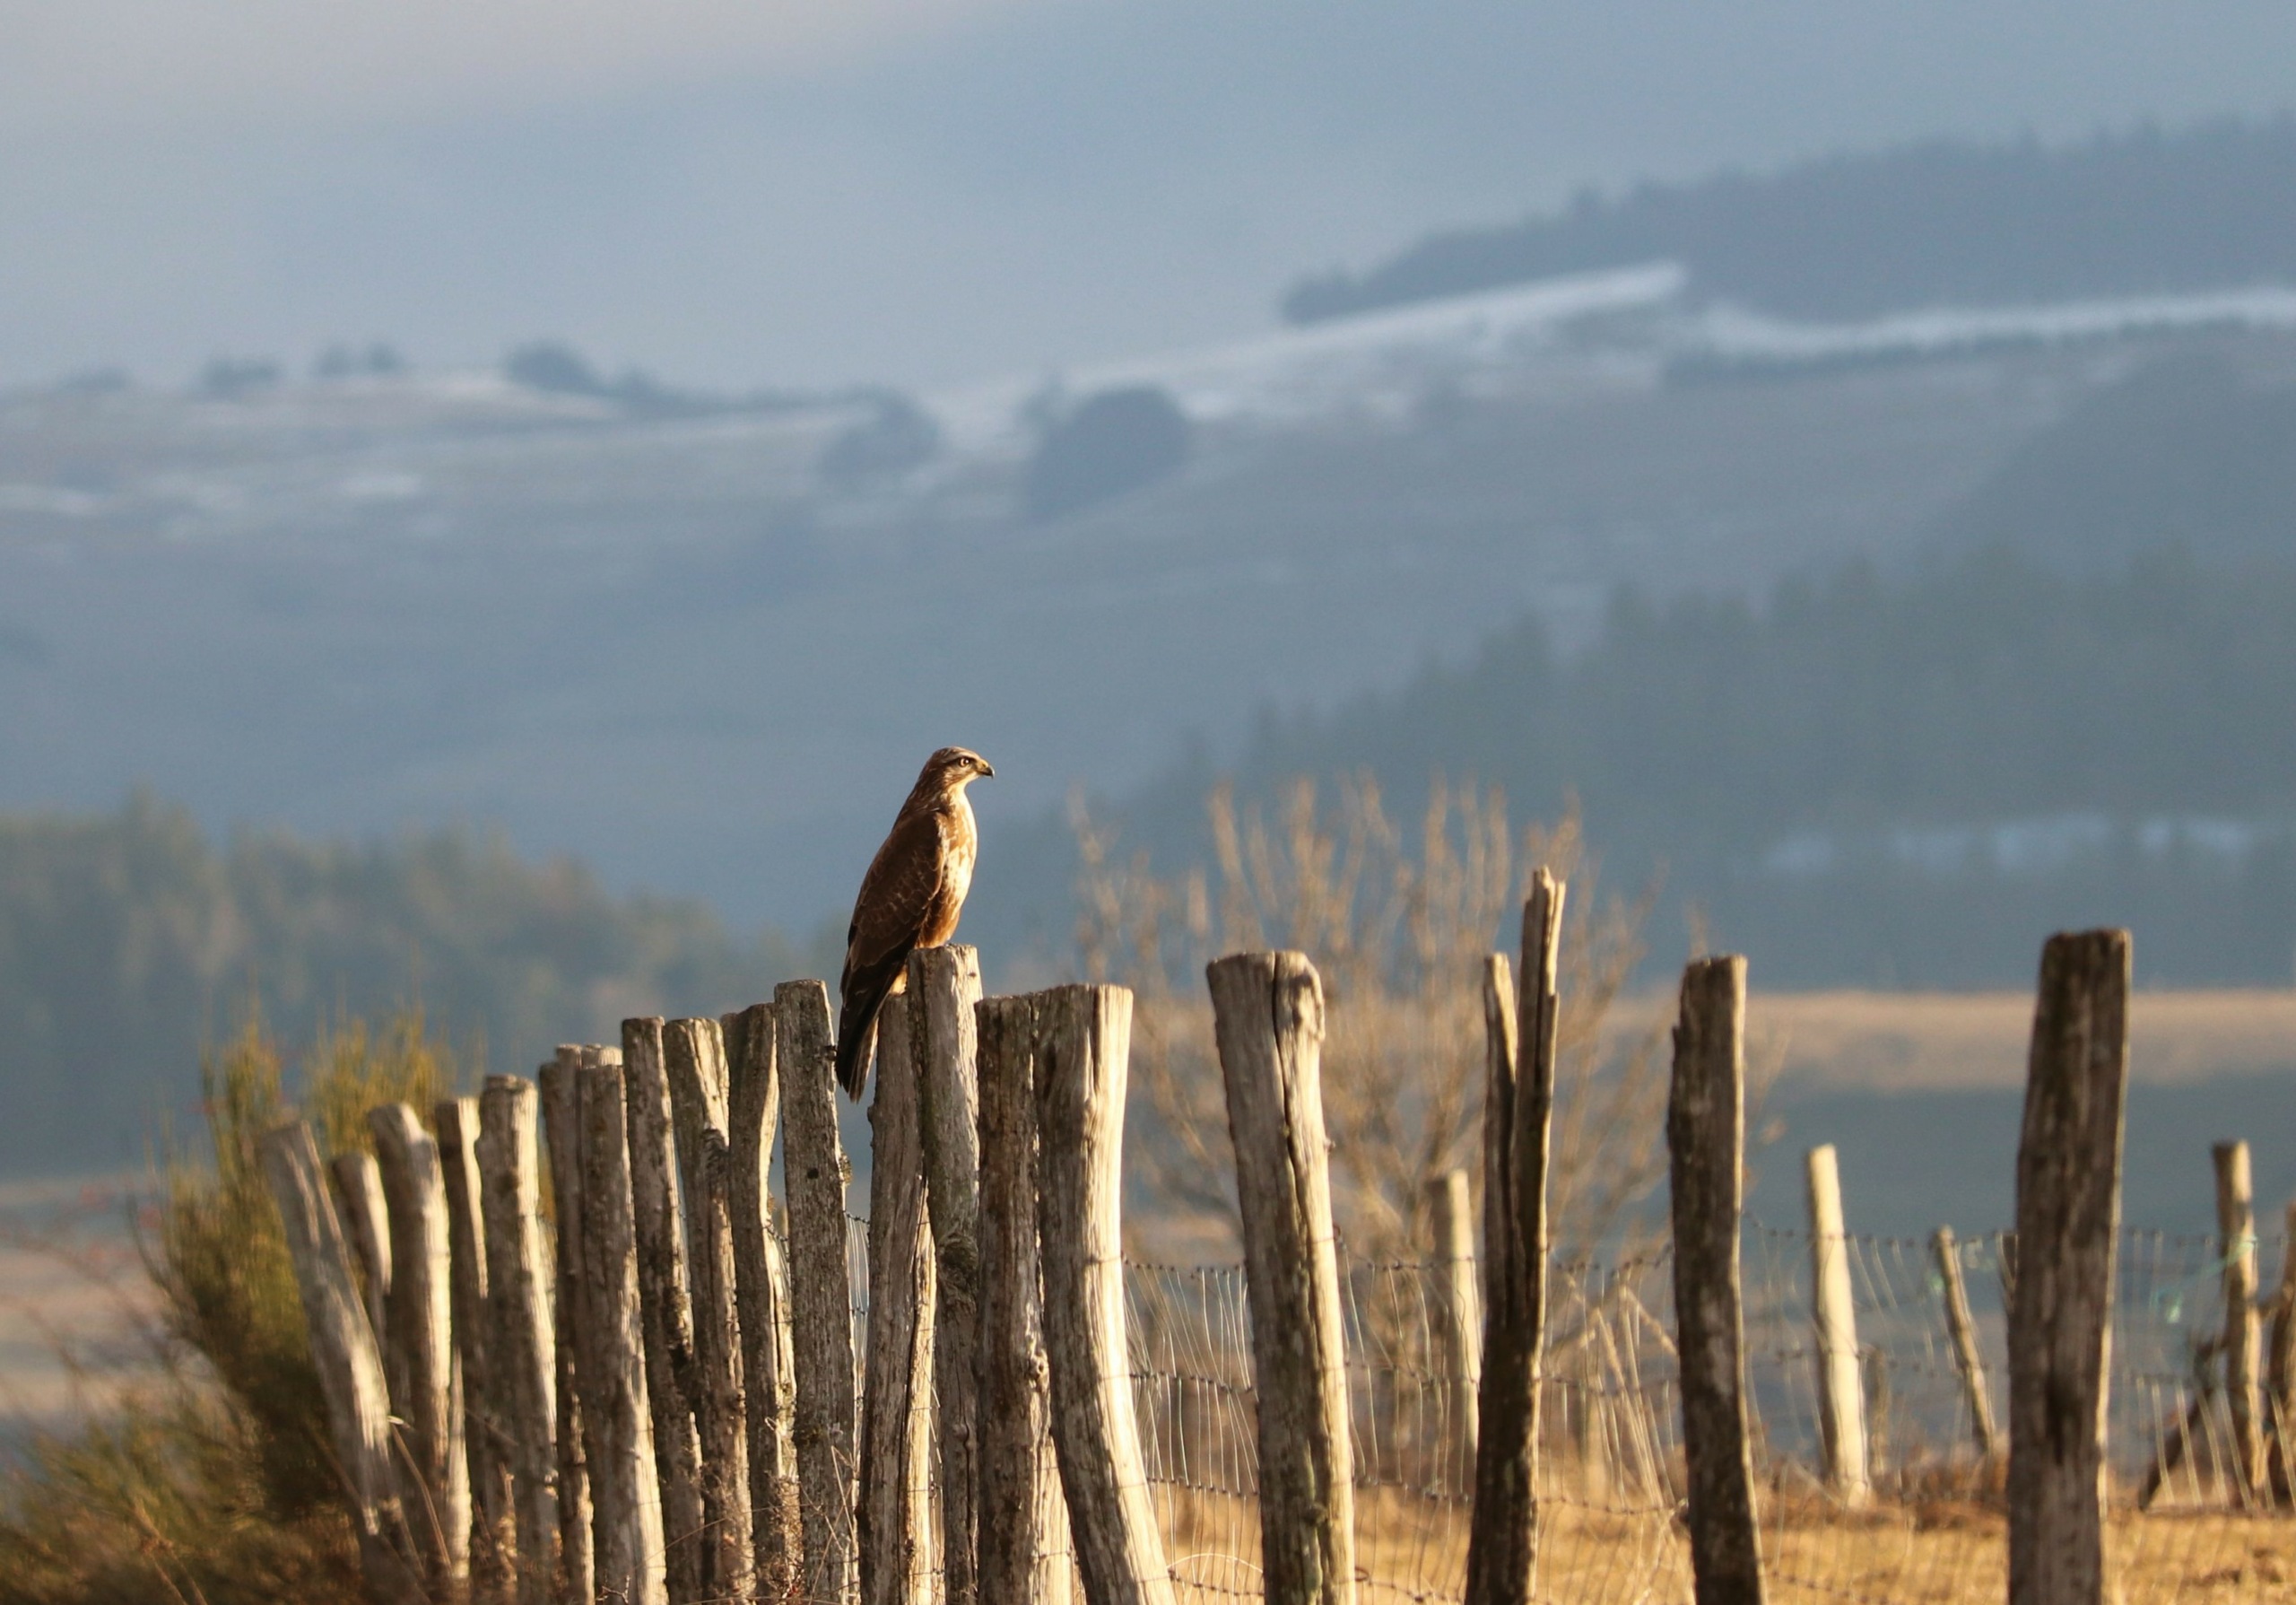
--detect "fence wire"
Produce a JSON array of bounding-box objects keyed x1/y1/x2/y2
[{"x1": 837, "y1": 1219, "x2": 2296, "y2": 1603}]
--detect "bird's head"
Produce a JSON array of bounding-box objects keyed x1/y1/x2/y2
[{"x1": 918, "y1": 746, "x2": 996, "y2": 797}]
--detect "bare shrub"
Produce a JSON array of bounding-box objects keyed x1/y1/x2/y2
[{"x1": 1076, "y1": 774, "x2": 1667, "y2": 1265}]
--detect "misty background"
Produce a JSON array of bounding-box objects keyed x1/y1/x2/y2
[{"x1": 4, "y1": 2, "x2": 2296, "y2": 1233}]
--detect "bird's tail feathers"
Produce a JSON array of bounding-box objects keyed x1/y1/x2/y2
[{"x1": 833, "y1": 1011, "x2": 877, "y2": 1100}]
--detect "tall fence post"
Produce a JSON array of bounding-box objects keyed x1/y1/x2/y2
[
  {"x1": 479, "y1": 1076, "x2": 561, "y2": 1605},
  {"x1": 665, "y1": 1016, "x2": 756, "y2": 1600},
  {"x1": 915, "y1": 946, "x2": 986, "y2": 1605},
  {"x1": 260, "y1": 1121, "x2": 427, "y2": 1605},
  {"x1": 1465, "y1": 873, "x2": 1564, "y2": 1605},
  {"x1": 370, "y1": 1103, "x2": 473, "y2": 1589},
  {"x1": 1426, "y1": 1168, "x2": 1482, "y2": 1493},
  {"x1": 779, "y1": 980, "x2": 859, "y2": 1604},
  {"x1": 1931, "y1": 1226, "x2": 2001, "y2": 1462},
  {"x1": 862, "y1": 994, "x2": 937, "y2": 1605},
  {"x1": 332, "y1": 1148, "x2": 393, "y2": 1350},
  {"x1": 1668, "y1": 955, "x2": 1765, "y2": 1605},
  {"x1": 2007, "y1": 929, "x2": 2129, "y2": 1605},
  {"x1": 540, "y1": 1048, "x2": 597, "y2": 1605},
  {"x1": 440, "y1": 1095, "x2": 516, "y2": 1592},
  {"x1": 726, "y1": 1001, "x2": 801, "y2": 1596},
  {"x1": 1208, "y1": 953, "x2": 1355, "y2": 1605},
  {"x1": 2269, "y1": 1201, "x2": 2296, "y2": 1505},
  {"x1": 2215, "y1": 1139, "x2": 2264, "y2": 1504},
  {"x1": 575, "y1": 1051, "x2": 670, "y2": 1605},
  {"x1": 622, "y1": 1016, "x2": 710, "y2": 1604},
  {"x1": 976, "y1": 994, "x2": 1072, "y2": 1605},
  {"x1": 1805, "y1": 1144, "x2": 1869, "y2": 1505},
  {"x1": 1036, "y1": 983, "x2": 1175, "y2": 1605}
]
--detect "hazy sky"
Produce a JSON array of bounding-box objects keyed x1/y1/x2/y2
[{"x1": 5, "y1": 0, "x2": 2295, "y2": 392}]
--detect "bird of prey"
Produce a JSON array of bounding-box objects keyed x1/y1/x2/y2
[{"x1": 834, "y1": 746, "x2": 996, "y2": 1097}]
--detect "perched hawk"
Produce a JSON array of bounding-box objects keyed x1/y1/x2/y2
[{"x1": 834, "y1": 746, "x2": 996, "y2": 1097}]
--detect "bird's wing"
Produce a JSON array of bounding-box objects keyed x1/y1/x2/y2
[{"x1": 835, "y1": 805, "x2": 950, "y2": 1095}]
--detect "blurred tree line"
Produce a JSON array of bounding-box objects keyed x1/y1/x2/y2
[
  {"x1": 1006, "y1": 544, "x2": 2296, "y2": 988},
  {"x1": 0, "y1": 797, "x2": 818, "y2": 1172},
  {"x1": 1285, "y1": 118, "x2": 2296, "y2": 324}
]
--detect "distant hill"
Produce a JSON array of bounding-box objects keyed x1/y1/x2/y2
[
  {"x1": 989, "y1": 542, "x2": 2296, "y2": 989},
  {"x1": 1285, "y1": 119, "x2": 2296, "y2": 325},
  {"x1": 0, "y1": 797, "x2": 822, "y2": 1173}
]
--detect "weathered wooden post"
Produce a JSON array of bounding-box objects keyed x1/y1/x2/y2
[
  {"x1": 778, "y1": 981, "x2": 859, "y2": 1604},
  {"x1": 1931, "y1": 1226, "x2": 2001, "y2": 1461},
  {"x1": 1465, "y1": 872, "x2": 1563, "y2": 1605},
  {"x1": 1805, "y1": 1144, "x2": 1869, "y2": 1505},
  {"x1": 621, "y1": 1016, "x2": 710, "y2": 1603},
  {"x1": 260, "y1": 1121, "x2": 426, "y2": 1605},
  {"x1": 332, "y1": 1148, "x2": 393, "y2": 1348},
  {"x1": 1208, "y1": 952, "x2": 1355, "y2": 1605},
  {"x1": 915, "y1": 946, "x2": 986, "y2": 1605},
  {"x1": 2268, "y1": 1201, "x2": 2296, "y2": 1505},
  {"x1": 1668, "y1": 955, "x2": 1765, "y2": 1605},
  {"x1": 976, "y1": 994, "x2": 1072, "y2": 1605},
  {"x1": 370, "y1": 1102, "x2": 473, "y2": 1587},
  {"x1": 862, "y1": 995, "x2": 937, "y2": 1605},
  {"x1": 539, "y1": 1048, "x2": 596, "y2": 1605},
  {"x1": 439, "y1": 1095, "x2": 515, "y2": 1592},
  {"x1": 726, "y1": 1001, "x2": 800, "y2": 1595},
  {"x1": 2006, "y1": 929, "x2": 2129, "y2": 1605},
  {"x1": 2215, "y1": 1139, "x2": 2264, "y2": 1503},
  {"x1": 1036, "y1": 983, "x2": 1175, "y2": 1605},
  {"x1": 665, "y1": 1016, "x2": 757, "y2": 1600},
  {"x1": 575, "y1": 1052, "x2": 669, "y2": 1605},
  {"x1": 1426, "y1": 1167, "x2": 1482, "y2": 1493},
  {"x1": 478, "y1": 1076, "x2": 561, "y2": 1604}
]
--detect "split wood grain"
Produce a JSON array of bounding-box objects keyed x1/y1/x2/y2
[
  {"x1": 665, "y1": 1016, "x2": 756, "y2": 1601},
  {"x1": 331, "y1": 1148, "x2": 392, "y2": 1351},
  {"x1": 1931, "y1": 1227, "x2": 2001, "y2": 1462},
  {"x1": 539, "y1": 1048, "x2": 596, "y2": 1605},
  {"x1": 1035, "y1": 984, "x2": 1174, "y2": 1605},
  {"x1": 913, "y1": 946, "x2": 986, "y2": 1605},
  {"x1": 1668, "y1": 955, "x2": 1765, "y2": 1605},
  {"x1": 861, "y1": 994, "x2": 936, "y2": 1605},
  {"x1": 726, "y1": 1001, "x2": 800, "y2": 1596},
  {"x1": 778, "y1": 981, "x2": 859, "y2": 1604},
  {"x1": 2215, "y1": 1139, "x2": 2264, "y2": 1503},
  {"x1": 479, "y1": 1076, "x2": 561, "y2": 1604},
  {"x1": 2006, "y1": 929, "x2": 2129, "y2": 1605},
  {"x1": 1208, "y1": 952, "x2": 1355, "y2": 1605},
  {"x1": 976, "y1": 994, "x2": 1073, "y2": 1605},
  {"x1": 261, "y1": 1121, "x2": 426, "y2": 1605},
  {"x1": 440, "y1": 1096, "x2": 516, "y2": 1594}
]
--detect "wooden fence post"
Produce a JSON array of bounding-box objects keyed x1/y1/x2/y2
[
  {"x1": 665, "y1": 1016, "x2": 757, "y2": 1601},
  {"x1": 479, "y1": 1076, "x2": 561, "y2": 1604},
  {"x1": 540, "y1": 1048, "x2": 597, "y2": 1605},
  {"x1": 575, "y1": 1052, "x2": 669, "y2": 1605},
  {"x1": 440, "y1": 1095, "x2": 516, "y2": 1592},
  {"x1": 2006, "y1": 929, "x2": 2129, "y2": 1605},
  {"x1": 726, "y1": 1001, "x2": 801, "y2": 1595},
  {"x1": 2269, "y1": 1202, "x2": 2296, "y2": 1505},
  {"x1": 1208, "y1": 953, "x2": 1355, "y2": 1605},
  {"x1": 779, "y1": 981, "x2": 859, "y2": 1604},
  {"x1": 914, "y1": 946, "x2": 986, "y2": 1605},
  {"x1": 976, "y1": 994, "x2": 1072, "y2": 1605},
  {"x1": 1426, "y1": 1168, "x2": 1482, "y2": 1493},
  {"x1": 2215, "y1": 1139, "x2": 2264, "y2": 1503},
  {"x1": 370, "y1": 1103, "x2": 473, "y2": 1587},
  {"x1": 1805, "y1": 1144, "x2": 1869, "y2": 1505},
  {"x1": 332, "y1": 1148, "x2": 392, "y2": 1349},
  {"x1": 862, "y1": 995, "x2": 937, "y2": 1605},
  {"x1": 260, "y1": 1121, "x2": 426, "y2": 1605},
  {"x1": 1931, "y1": 1227, "x2": 2001, "y2": 1461},
  {"x1": 622, "y1": 1016, "x2": 710, "y2": 1603},
  {"x1": 1668, "y1": 955, "x2": 1765, "y2": 1605},
  {"x1": 1036, "y1": 983, "x2": 1175, "y2": 1605},
  {"x1": 1465, "y1": 872, "x2": 1563, "y2": 1605}
]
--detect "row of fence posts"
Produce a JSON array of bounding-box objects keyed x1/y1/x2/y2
[{"x1": 257, "y1": 889, "x2": 2141, "y2": 1605}]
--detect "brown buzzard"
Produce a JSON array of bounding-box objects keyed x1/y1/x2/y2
[{"x1": 834, "y1": 746, "x2": 995, "y2": 1097}]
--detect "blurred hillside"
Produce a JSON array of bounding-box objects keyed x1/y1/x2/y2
[
  {"x1": 0, "y1": 796, "x2": 816, "y2": 1173},
  {"x1": 1285, "y1": 119, "x2": 2296, "y2": 324}
]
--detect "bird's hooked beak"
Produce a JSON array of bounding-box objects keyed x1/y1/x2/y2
[{"x1": 978, "y1": 759, "x2": 996, "y2": 779}]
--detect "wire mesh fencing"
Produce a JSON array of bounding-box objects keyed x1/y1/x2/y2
[{"x1": 842, "y1": 1217, "x2": 2296, "y2": 1603}]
